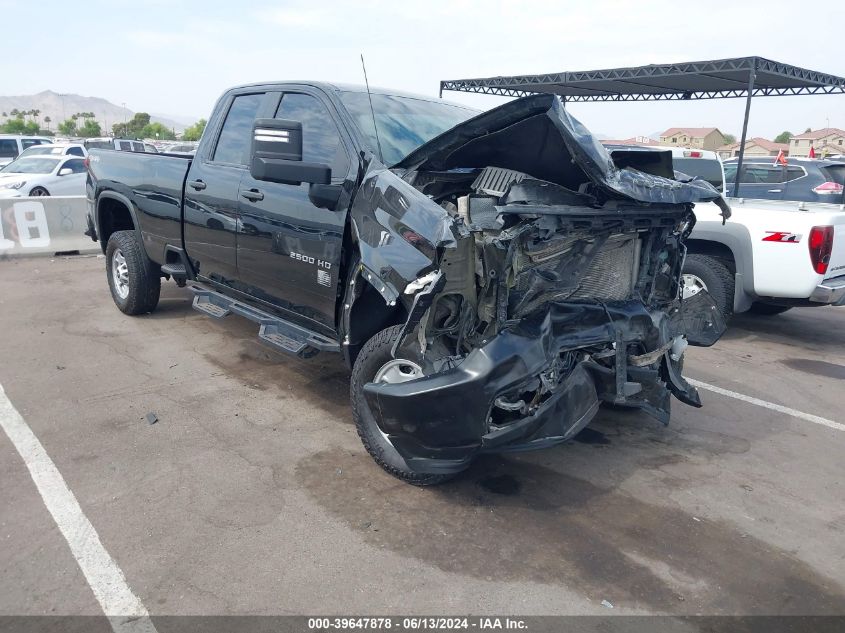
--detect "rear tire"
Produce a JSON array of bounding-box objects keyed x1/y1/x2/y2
[
  {"x1": 682, "y1": 254, "x2": 735, "y2": 320},
  {"x1": 350, "y1": 324, "x2": 460, "y2": 486},
  {"x1": 105, "y1": 230, "x2": 161, "y2": 315},
  {"x1": 748, "y1": 302, "x2": 792, "y2": 316}
]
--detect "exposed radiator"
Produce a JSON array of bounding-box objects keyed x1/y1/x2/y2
[{"x1": 571, "y1": 236, "x2": 639, "y2": 301}]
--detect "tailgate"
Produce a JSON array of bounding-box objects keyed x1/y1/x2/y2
[{"x1": 826, "y1": 216, "x2": 845, "y2": 279}]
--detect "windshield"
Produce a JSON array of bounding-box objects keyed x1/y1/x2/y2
[
  {"x1": 21, "y1": 146, "x2": 64, "y2": 156},
  {"x1": 1, "y1": 156, "x2": 60, "y2": 174},
  {"x1": 673, "y1": 157, "x2": 725, "y2": 191},
  {"x1": 339, "y1": 92, "x2": 479, "y2": 166}
]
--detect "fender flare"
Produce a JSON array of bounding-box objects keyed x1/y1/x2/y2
[
  {"x1": 688, "y1": 221, "x2": 756, "y2": 312},
  {"x1": 96, "y1": 190, "x2": 143, "y2": 245}
]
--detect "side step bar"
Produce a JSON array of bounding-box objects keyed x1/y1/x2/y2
[{"x1": 190, "y1": 285, "x2": 340, "y2": 358}]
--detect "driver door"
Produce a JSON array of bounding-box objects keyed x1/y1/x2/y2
[{"x1": 236, "y1": 90, "x2": 355, "y2": 330}]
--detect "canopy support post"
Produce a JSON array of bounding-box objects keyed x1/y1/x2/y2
[{"x1": 733, "y1": 61, "x2": 757, "y2": 197}]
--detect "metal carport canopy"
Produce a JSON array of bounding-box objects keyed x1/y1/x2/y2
[{"x1": 440, "y1": 57, "x2": 845, "y2": 197}]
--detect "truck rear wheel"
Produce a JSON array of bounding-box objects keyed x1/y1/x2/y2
[
  {"x1": 682, "y1": 254, "x2": 734, "y2": 320},
  {"x1": 350, "y1": 325, "x2": 460, "y2": 486},
  {"x1": 105, "y1": 230, "x2": 161, "y2": 315}
]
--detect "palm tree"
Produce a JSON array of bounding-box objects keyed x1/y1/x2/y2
[{"x1": 44, "y1": 116, "x2": 52, "y2": 131}]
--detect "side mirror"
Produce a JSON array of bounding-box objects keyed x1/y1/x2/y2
[
  {"x1": 58, "y1": 168, "x2": 73, "y2": 176},
  {"x1": 250, "y1": 118, "x2": 331, "y2": 186}
]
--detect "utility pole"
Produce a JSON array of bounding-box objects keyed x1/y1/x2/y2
[{"x1": 122, "y1": 102, "x2": 128, "y2": 137}]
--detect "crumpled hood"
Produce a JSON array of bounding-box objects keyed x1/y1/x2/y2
[{"x1": 395, "y1": 94, "x2": 730, "y2": 217}]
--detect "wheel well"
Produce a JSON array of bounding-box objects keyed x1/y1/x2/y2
[
  {"x1": 344, "y1": 281, "x2": 408, "y2": 368},
  {"x1": 685, "y1": 239, "x2": 736, "y2": 274},
  {"x1": 97, "y1": 197, "x2": 135, "y2": 253}
]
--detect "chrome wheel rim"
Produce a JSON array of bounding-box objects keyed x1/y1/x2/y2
[
  {"x1": 681, "y1": 273, "x2": 707, "y2": 300},
  {"x1": 30, "y1": 188, "x2": 47, "y2": 196},
  {"x1": 112, "y1": 249, "x2": 129, "y2": 299},
  {"x1": 374, "y1": 359, "x2": 424, "y2": 384}
]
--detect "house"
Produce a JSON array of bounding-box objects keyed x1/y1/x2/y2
[
  {"x1": 789, "y1": 128, "x2": 845, "y2": 158},
  {"x1": 601, "y1": 136, "x2": 661, "y2": 147},
  {"x1": 658, "y1": 127, "x2": 727, "y2": 150},
  {"x1": 716, "y1": 137, "x2": 789, "y2": 160}
]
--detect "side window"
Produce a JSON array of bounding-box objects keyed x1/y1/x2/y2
[
  {"x1": 119, "y1": 141, "x2": 132, "y2": 151},
  {"x1": 21, "y1": 139, "x2": 40, "y2": 150},
  {"x1": 785, "y1": 166, "x2": 805, "y2": 181},
  {"x1": 275, "y1": 93, "x2": 348, "y2": 175},
  {"x1": 68, "y1": 146, "x2": 84, "y2": 156},
  {"x1": 64, "y1": 159, "x2": 86, "y2": 174},
  {"x1": 213, "y1": 93, "x2": 264, "y2": 165},
  {"x1": 0, "y1": 139, "x2": 18, "y2": 158},
  {"x1": 742, "y1": 166, "x2": 782, "y2": 184}
]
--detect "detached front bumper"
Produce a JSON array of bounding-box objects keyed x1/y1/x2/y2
[
  {"x1": 809, "y1": 275, "x2": 845, "y2": 306},
  {"x1": 363, "y1": 300, "x2": 704, "y2": 474}
]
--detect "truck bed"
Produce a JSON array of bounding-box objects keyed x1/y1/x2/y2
[{"x1": 87, "y1": 149, "x2": 192, "y2": 265}]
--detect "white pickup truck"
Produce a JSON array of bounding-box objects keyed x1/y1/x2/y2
[{"x1": 608, "y1": 145, "x2": 845, "y2": 317}]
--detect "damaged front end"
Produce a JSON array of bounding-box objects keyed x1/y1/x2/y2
[{"x1": 348, "y1": 94, "x2": 728, "y2": 474}]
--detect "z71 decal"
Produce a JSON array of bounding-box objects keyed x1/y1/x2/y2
[{"x1": 762, "y1": 232, "x2": 802, "y2": 243}]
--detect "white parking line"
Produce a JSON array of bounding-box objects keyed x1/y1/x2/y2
[
  {"x1": 689, "y1": 378, "x2": 845, "y2": 432},
  {"x1": 0, "y1": 383, "x2": 158, "y2": 633}
]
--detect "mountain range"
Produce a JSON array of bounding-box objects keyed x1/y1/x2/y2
[{"x1": 0, "y1": 90, "x2": 197, "y2": 133}]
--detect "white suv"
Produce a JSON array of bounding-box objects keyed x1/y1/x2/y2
[{"x1": 0, "y1": 135, "x2": 53, "y2": 167}]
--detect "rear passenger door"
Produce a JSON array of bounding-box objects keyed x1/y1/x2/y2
[
  {"x1": 236, "y1": 89, "x2": 354, "y2": 329},
  {"x1": 184, "y1": 91, "x2": 267, "y2": 285}
]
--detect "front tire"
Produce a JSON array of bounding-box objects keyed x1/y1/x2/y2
[
  {"x1": 29, "y1": 186, "x2": 49, "y2": 196},
  {"x1": 105, "y1": 230, "x2": 161, "y2": 315},
  {"x1": 682, "y1": 254, "x2": 735, "y2": 320},
  {"x1": 350, "y1": 325, "x2": 459, "y2": 486}
]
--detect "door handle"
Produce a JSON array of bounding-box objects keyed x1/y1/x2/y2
[
  {"x1": 241, "y1": 189, "x2": 264, "y2": 202},
  {"x1": 189, "y1": 179, "x2": 207, "y2": 191},
  {"x1": 767, "y1": 189, "x2": 782, "y2": 193}
]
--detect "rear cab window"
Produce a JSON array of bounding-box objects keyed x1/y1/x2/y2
[{"x1": 672, "y1": 157, "x2": 724, "y2": 190}]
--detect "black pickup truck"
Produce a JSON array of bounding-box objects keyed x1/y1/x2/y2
[{"x1": 86, "y1": 81, "x2": 728, "y2": 485}]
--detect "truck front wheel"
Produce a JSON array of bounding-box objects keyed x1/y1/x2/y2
[
  {"x1": 105, "y1": 230, "x2": 161, "y2": 315},
  {"x1": 682, "y1": 254, "x2": 734, "y2": 320},
  {"x1": 351, "y1": 325, "x2": 460, "y2": 486}
]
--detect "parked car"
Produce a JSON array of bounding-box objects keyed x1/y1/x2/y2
[
  {"x1": 723, "y1": 156, "x2": 845, "y2": 203},
  {"x1": 0, "y1": 154, "x2": 87, "y2": 197},
  {"x1": 86, "y1": 82, "x2": 727, "y2": 484},
  {"x1": 163, "y1": 143, "x2": 197, "y2": 156},
  {"x1": 605, "y1": 145, "x2": 845, "y2": 318},
  {"x1": 17, "y1": 143, "x2": 87, "y2": 159},
  {"x1": 83, "y1": 138, "x2": 147, "y2": 153},
  {"x1": 0, "y1": 134, "x2": 53, "y2": 167}
]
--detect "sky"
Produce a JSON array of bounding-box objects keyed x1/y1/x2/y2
[{"x1": 2, "y1": 0, "x2": 844, "y2": 140}]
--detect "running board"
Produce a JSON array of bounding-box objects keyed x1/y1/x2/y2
[{"x1": 190, "y1": 286, "x2": 340, "y2": 358}]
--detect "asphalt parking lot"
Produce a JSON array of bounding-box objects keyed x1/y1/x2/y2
[{"x1": 1, "y1": 255, "x2": 844, "y2": 618}]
